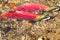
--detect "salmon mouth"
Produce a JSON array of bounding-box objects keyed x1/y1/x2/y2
[{"x1": 41, "y1": 14, "x2": 50, "y2": 21}]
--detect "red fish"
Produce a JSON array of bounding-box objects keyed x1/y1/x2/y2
[
  {"x1": 9, "y1": 4, "x2": 48, "y2": 13},
  {"x1": 0, "y1": 11, "x2": 46, "y2": 21}
]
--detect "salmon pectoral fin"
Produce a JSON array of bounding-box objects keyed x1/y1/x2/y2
[{"x1": 29, "y1": 20, "x2": 36, "y2": 23}]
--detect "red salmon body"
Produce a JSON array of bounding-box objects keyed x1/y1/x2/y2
[
  {"x1": 1, "y1": 11, "x2": 38, "y2": 21},
  {"x1": 9, "y1": 4, "x2": 48, "y2": 12}
]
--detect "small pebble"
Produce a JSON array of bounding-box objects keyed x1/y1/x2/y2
[
  {"x1": 3, "y1": 27, "x2": 11, "y2": 34},
  {"x1": 38, "y1": 37, "x2": 42, "y2": 40}
]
